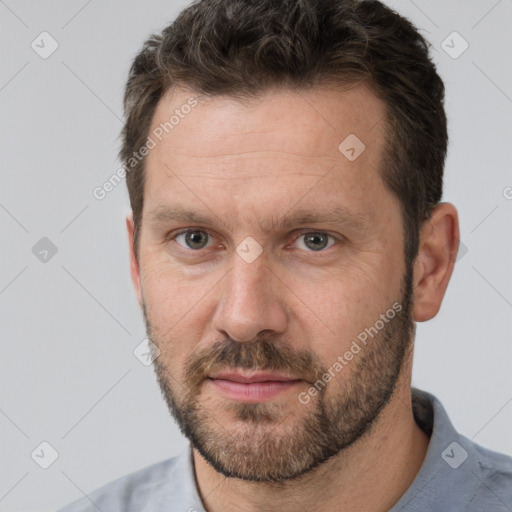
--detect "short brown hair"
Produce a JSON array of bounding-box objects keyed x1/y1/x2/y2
[{"x1": 120, "y1": 0, "x2": 447, "y2": 268}]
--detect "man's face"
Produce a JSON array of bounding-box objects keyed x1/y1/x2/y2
[{"x1": 131, "y1": 84, "x2": 415, "y2": 483}]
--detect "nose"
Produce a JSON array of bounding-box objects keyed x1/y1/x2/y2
[{"x1": 212, "y1": 252, "x2": 288, "y2": 342}]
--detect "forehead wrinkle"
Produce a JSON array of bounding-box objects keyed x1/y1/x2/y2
[
  {"x1": 155, "y1": 153, "x2": 341, "y2": 183},
  {"x1": 159, "y1": 150, "x2": 340, "y2": 164}
]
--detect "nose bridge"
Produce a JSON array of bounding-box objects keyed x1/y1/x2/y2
[
  {"x1": 212, "y1": 249, "x2": 288, "y2": 342},
  {"x1": 229, "y1": 252, "x2": 271, "y2": 303}
]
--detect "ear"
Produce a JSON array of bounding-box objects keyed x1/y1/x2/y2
[
  {"x1": 126, "y1": 212, "x2": 143, "y2": 308},
  {"x1": 412, "y1": 202, "x2": 459, "y2": 322}
]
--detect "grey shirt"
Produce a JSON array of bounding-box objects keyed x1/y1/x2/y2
[{"x1": 56, "y1": 388, "x2": 512, "y2": 511}]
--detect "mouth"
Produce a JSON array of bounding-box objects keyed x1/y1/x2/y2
[{"x1": 206, "y1": 371, "x2": 303, "y2": 402}]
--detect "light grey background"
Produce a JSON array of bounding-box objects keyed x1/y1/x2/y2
[{"x1": 0, "y1": 0, "x2": 511, "y2": 510}]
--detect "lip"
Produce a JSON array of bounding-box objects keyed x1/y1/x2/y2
[
  {"x1": 208, "y1": 371, "x2": 300, "y2": 383},
  {"x1": 207, "y1": 371, "x2": 303, "y2": 402}
]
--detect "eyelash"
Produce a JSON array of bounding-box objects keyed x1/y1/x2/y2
[{"x1": 165, "y1": 228, "x2": 341, "y2": 254}]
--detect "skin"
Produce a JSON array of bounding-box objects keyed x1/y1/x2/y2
[{"x1": 126, "y1": 83, "x2": 459, "y2": 512}]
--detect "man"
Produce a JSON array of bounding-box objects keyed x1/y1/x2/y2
[{"x1": 57, "y1": 0, "x2": 512, "y2": 510}]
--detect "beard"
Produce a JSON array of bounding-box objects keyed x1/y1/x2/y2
[{"x1": 143, "y1": 264, "x2": 415, "y2": 484}]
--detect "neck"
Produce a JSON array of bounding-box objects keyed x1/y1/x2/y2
[{"x1": 192, "y1": 362, "x2": 429, "y2": 512}]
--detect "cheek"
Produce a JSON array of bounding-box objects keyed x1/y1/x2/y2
[
  {"x1": 141, "y1": 249, "x2": 205, "y2": 310},
  {"x1": 296, "y1": 284, "x2": 365, "y2": 365},
  {"x1": 292, "y1": 263, "x2": 400, "y2": 358},
  {"x1": 140, "y1": 258, "x2": 212, "y2": 360}
]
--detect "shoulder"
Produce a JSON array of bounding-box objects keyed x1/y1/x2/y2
[
  {"x1": 55, "y1": 454, "x2": 186, "y2": 512},
  {"x1": 464, "y1": 436, "x2": 512, "y2": 510},
  {"x1": 399, "y1": 389, "x2": 512, "y2": 511}
]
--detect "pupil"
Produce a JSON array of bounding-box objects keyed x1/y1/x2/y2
[
  {"x1": 305, "y1": 233, "x2": 327, "y2": 251},
  {"x1": 186, "y1": 230, "x2": 207, "y2": 249}
]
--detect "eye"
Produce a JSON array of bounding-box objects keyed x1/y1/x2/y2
[
  {"x1": 172, "y1": 229, "x2": 215, "y2": 250},
  {"x1": 293, "y1": 232, "x2": 337, "y2": 252},
  {"x1": 167, "y1": 229, "x2": 340, "y2": 254}
]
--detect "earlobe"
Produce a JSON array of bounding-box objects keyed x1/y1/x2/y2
[
  {"x1": 126, "y1": 212, "x2": 143, "y2": 308},
  {"x1": 412, "y1": 203, "x2": 459, "y2": 322}
]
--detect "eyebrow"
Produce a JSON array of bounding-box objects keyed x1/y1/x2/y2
[{"x1": 146, "y1": 204, "x2": 368, "y2": 234}]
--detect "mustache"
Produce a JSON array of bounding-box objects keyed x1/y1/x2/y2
[{"x1": 183, "y1": 337, "x2": 328, "y2": 392}]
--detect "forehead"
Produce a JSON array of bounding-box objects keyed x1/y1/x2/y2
[
  {"x1": 148, "y1": 82, "x2": 387, "y2": 163},
  {"x1": 142, "y1": 83, "x2": 393, "y2": 229}
]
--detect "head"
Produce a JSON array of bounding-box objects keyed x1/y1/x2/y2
[{"x1": 122, "y1": 0, "x2": 459, "y2": 483}]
